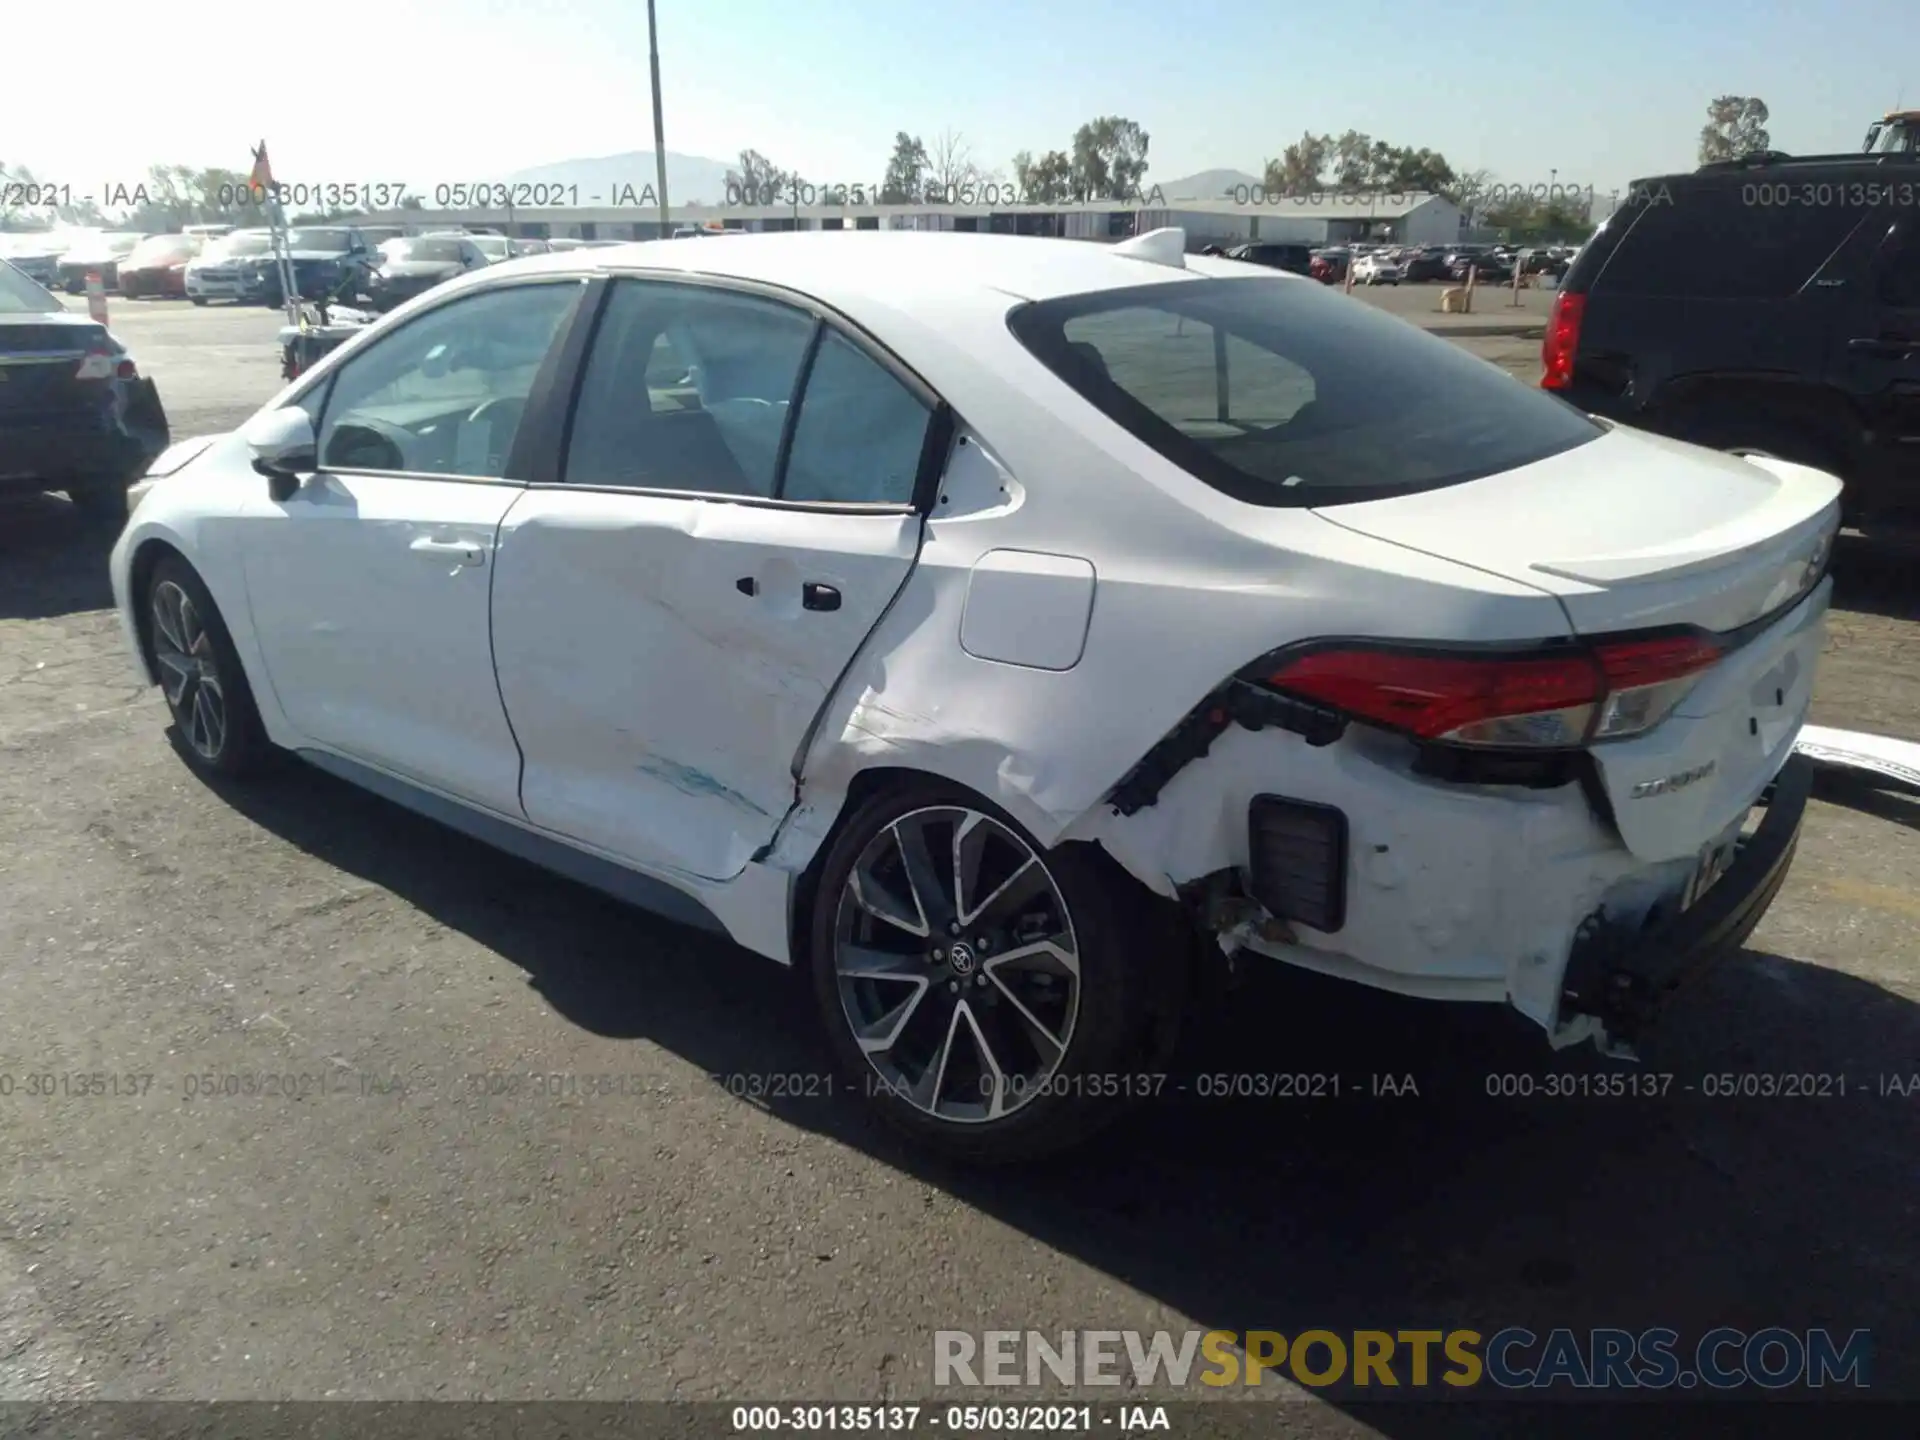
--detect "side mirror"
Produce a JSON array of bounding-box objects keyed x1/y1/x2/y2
[{"x1": 241, "y1": 407, "x2": 318, "y2": 502}]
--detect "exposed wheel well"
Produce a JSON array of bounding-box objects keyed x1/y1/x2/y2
[
  {"x1": 785, "y1": 764, "x2": 1198, "y2": 1053},
  {"x1": 787, "y1": 765, "x2": 949, "y2": 967},
  {"x1": 127, "y1": 538, "x2": 190, "y2": 684}
]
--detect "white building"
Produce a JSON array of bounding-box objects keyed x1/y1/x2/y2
[{"x1": 356, "y1": 191, "x2": 1463, "y2": 250}]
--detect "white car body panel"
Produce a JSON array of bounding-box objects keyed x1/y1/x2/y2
[
  {"x1": 1319, "y1": 433, "x2": 1840, "y2": 633},
  {"x1": 490, "y1": 488, "x2": 922, "y2": 882},
  {"x1": 108, "y1": 231, "x2": 1836, "y2": 1046},
  {"x1": 240, "y1": 471, "x2": 526, "y2": 815}
]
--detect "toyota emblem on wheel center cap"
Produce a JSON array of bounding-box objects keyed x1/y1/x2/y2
[{"x1": 947, "y1": 942, "x2": 978, "y2": 977}]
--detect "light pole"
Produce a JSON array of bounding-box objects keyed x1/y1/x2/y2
[{"x1": 647, "y1": 0, "x2": 671, "y2": 237}]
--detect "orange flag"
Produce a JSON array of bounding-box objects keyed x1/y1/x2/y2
[{"x1": 249, "y1": 141, "x2": 274, "y2": 193}]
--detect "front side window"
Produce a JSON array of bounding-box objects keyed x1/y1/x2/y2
[
  {"x1": 316, "y1": 281, "x2": 580, "y2": 478},
  {"x1": 563, "y1": 280, "x2": 815, "y2": 496},
  {"x1": 1009, "y1": 276, "x2": 1601, "y2": 506}
]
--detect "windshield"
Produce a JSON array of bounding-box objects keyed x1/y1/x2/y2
[
  {"x1": 385, "y1": 237, "x2": 465, "y2": 263},
  {"x1": 286, "y1": 229, "x2": 353, "y2": 252},
  {"x1": 0, "y1": 261, "x2": 61, "y2": 313},
  {"x1": 1008, "y1": 276, "x2": 1600, "y2": 507},
  {"x1": 469, "y1": 237, "x2": 511, "y2": 258},
  {"x1": 1865, "y1": 119, "x2": 1917, "y2": 154}
]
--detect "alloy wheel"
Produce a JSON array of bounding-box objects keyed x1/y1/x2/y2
[
  {"x1": 833, "y1": 806, "x2": 1081, "y2": 1124},
  {"x1": 151, "y1": 580, "x2": 227, "y2": 761}
]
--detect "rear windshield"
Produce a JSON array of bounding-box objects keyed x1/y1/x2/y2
[
  {"x1": 0, "y1": 262, "x2": 59, "y2": 313},
  {"x1": 1007, "y1": 277, "x2": 1600, "y2": 506}
]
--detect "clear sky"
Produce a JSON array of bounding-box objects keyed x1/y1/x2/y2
[{"x1": 2, "y1": 0, "x2": 1911, "y2": 200}]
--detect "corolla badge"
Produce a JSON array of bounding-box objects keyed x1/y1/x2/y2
[{"x1": 1630, "y1": 760, "x2": 1716, "y2": 799}]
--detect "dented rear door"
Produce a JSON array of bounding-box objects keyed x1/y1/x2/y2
[{"x1": 492, "y1": 490, "x2": 921, "y2": 884}]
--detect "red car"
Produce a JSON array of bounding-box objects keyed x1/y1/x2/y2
[
  {"x1": 117, "y1": 234, "x2": 202, "y2": 299},
  {"x1": 1308, "y1": 248, "x2": 1351, "y2": 284}
]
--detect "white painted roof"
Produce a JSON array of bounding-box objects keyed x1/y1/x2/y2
[{"x1": 502, "y1": 229, "x2": 1223, "y2": 312}]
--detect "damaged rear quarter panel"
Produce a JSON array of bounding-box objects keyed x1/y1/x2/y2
[{"x1": 751, "y1": 298, "x2": 1584, "y2": 897}]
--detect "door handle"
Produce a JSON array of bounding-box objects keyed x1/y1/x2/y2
[
  {"x1": 1847, "y1": 336, "x2": 1918, "y2": 359},
  {"x1": 410, "y1": 536, "x2": 486, "y2": 567},
  {"x1": 735, "y1": 576, "x2": 758, "y2": 596},
  {"x1": 802, "y1": 582, "x2": 841, "y2": 612}
]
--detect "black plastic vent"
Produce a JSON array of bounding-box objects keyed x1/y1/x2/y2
[{"x1": 1247, "y1": 796, "x2": 1349, "y2": 934}]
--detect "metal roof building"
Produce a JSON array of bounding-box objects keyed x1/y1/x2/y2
[{"x1": 354, "y1": 190, "x2": 1463, "y2": 249}]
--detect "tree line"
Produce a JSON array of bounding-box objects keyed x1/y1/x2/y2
[
  {"x1": 723, "y1": 117, "x2": 1152, "y2": 207},
  {"x1": 3, "y1": 95, "x2": 1781, "y2": 241}
]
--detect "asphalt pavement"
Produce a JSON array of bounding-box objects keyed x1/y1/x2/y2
[{"x1": 0, "y1": 296, "x2": 1915, "y2": 1432}]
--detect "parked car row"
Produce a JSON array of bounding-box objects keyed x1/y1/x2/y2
[{"x1": 1225, "y1": 239, "x2": 1582, "y2": 287}]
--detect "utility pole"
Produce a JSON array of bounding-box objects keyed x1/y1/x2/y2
[{"x1": 647, "y1": 0, "x2": 671, "y2": 237}]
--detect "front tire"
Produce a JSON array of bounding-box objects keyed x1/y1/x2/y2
[
  {"x1": 807, "y1": 782, "x2": 1179, "y2": 1164},
  {"x1": 146, "y1": 557, "x2": 272, "y2": 779}
]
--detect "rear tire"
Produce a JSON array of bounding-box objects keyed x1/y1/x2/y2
[
  {"x1": 145, "y1": 556, "x2": 273, "y2": 779},
  {"x1": 807, "y1": 780, "x2": 1183, "y2": 1164}
]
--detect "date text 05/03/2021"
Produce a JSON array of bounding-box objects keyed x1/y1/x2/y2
[{"x1": 729, "y1": 1404, "x2": 1171, "y2": 1432}]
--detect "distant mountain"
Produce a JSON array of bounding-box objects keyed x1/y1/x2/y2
[
  {"x1": 1153, "y1": 168, "x2": 1263, "y2": 201},
  {"x1": 497, "y1": 151, "x2": 735, "y2": 206}
]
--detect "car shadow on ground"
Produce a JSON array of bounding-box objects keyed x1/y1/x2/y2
[
  {"x1": 1832, "y1": 531, "x2": 1920, "y2": 623},
  {"x1": 199, "y1": 754, "x2": 1920, "y2": 1430},
  {"x1": 0, "y1": 493, "x2": 118, "y2": 620},
  {"x1": 1813, "y1": 769, "x2": 1920, "y2": 834}
]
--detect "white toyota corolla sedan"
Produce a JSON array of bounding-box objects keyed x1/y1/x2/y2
[{"x1": 111, "y1": 228, "x2": 1837, "y2": 1161}]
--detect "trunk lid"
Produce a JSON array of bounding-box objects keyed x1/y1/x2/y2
[
  {"x1": 1313, "y1": 424, "x2": 1841, "y2": 862},
  {"x1": 1312, "y1": 423, "x2": 1841, "y2": 636},
  {"x1": 0, "y1": 314, "x2": 107, "y2": 418}
]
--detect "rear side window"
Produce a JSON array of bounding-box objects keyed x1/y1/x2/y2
[
  {"x1": 1876, "y1": 220, "x2": 1920, "y2": 307},
  {"x1": 1597, "y1": 183, "x2": 1866, "y2": 299},
  {"x1": 1008, "y1": 277, "x2": 1600, "y2": 507},
  {"x1": 782, "y1": 330, "x2": 932, "y2": 505}
]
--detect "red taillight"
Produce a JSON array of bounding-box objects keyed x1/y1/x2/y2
[
  {"x1": 1593, "y1": 633, "x2": 1721, "y2": 690},
  {"x1": 1269, "y1": 648, "x2": 1602, "y2": 745},
  {"x1": 1540, "y1": 290, "x2": 1584, "y2": 390},
  {"x1": 1267, "y1": 634, "x2": 1723, "y2": 749}
]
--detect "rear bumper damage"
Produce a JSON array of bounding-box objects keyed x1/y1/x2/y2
[
  {"x1": 1083, "y1": 719, "x2": 1811, "y2": 1057},
  {"x1": 1558, "y1": 753, "x2": 1810, "y2": 1045}
]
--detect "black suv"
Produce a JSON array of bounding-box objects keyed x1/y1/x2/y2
[
  {"x1": 1545, "y1": 153, "x2": 1920, "y2": 523},
  {"x1": 1225, "y1": 241, "x2": 1314, "y2": 276}
]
